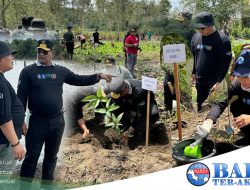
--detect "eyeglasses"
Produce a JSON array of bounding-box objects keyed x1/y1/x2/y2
[
  {"x1": 37, "y1": 49, "x2": 50, "y2": 55},
  {"x1": 197, "y1": 27, "x2": 206, "y2": 30}
]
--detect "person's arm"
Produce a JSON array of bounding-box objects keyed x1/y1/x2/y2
[
  {"x1": 194, "y1": 78, "x2": 239, "y2": 141},
  {"x1": 125, "y1": 36, "x2": 134, "y2": 48},
  {"x1": 0, "y1": 121, "x2": 26, "y2": 161},
  {"x1": 0, "y1": 85, "x2": 25, "y2": 160},
  {"x1": 217, "y1": 36, "x2": 232, "y2": 83},
  {"x1": 191, "y1": 37, "x2": 196, "y2": 74},
  {"x1": 64, "y1": 66, "x2": 112, "y2": 86},
  {"x1": 206, "y1": 78, "x2": 238, "y2": 123},
  {"x1": 17, "y1": 68, "x2": 30, "y2": 111}
]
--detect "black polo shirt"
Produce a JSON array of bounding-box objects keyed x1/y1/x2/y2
[
  {"x1": 191, "y1": 30, "x2": 232, "y2": 83},
  {"x1": 0, "y1": 73, "x2": 25, "y2": 144},
  {"x1": 17, "y1": 63, "x2": 100, "y2": 118}
]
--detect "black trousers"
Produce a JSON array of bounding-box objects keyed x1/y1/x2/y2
[
  {"x1": 231, "y1": 99, "x2": 250, "y2": 138},
  {"x1": 20, "y1": 114, "x2": 64, "y2": 180},
  {"x1": 163, "y1": 71, "x2": 175, "y2": 112},
  {"x1": 65, "y1": 42, "x2": 74, "y2": 59},
  {"x1": 195, "y1": 80, "x2": 216, "y2": 108}
]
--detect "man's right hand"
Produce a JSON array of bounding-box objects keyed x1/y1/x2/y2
[{"x1": 12, "y1": 143, "x2": 26, "y2": 161}]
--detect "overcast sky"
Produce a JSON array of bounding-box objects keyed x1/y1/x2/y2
[{"x1": 170, "y1": 0, "x2": 181, "y2": 9}]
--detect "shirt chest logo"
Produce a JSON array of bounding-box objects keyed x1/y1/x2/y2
[
  {"x1": 37, "y1": 73, "x2": 57, "y2": 80},
  {"x1": 197, "y1": 44, "x2": 212, "y2": 51}
]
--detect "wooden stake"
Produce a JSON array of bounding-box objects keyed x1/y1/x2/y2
[
  {"x1": 146, "y1": 90, "x2": 150, "y2": 147},
  {"x1": 174, "y1": 63, "x2": 182, "y2": 141}
]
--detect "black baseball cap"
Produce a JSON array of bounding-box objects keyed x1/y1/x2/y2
[
  {"x1": 233, "y1": 49, "x2": 250, "y2": 77},
  {"x1": 37, "y1": 40, "x2": 54, "y2": 51},
  {"x1": 0, "y1": 41, "x2": 17, "y2": 58},
  {"x1": 195, "y1": 12, "x2": 215, "y2": 29}
]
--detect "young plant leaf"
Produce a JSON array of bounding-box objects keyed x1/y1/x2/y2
[
  {"x1": 95, "y1": 108, "x2": 107, "y2": 114},
  {"x1": 108, "y1": 104, "x2": 120, "y2": 112},
  {"x1": 96, "y1": 85, "x2": 103, "y2": 98},
  {"x1": 82, "y1": 95, "x2": 97, "y2": 102},
  {"x1": 94, "y1": 99, "x2": 100, "y2": 108},
  {"x1": 117, "y1": 113, "x2": 124, "y2": 123},
  {"x1": 105, "y1": 122, "x2": 114, "y2": 127},
  {"x1": 106, "y1": 99, "x2": 111, "y2": 108}
]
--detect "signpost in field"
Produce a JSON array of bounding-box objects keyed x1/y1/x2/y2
[
  {"x1": 163, "y1": 43, "x2": 186, "y2": 141},
  {"x1": 142, "y1": 76, "x2": 157, "y2": 147}
]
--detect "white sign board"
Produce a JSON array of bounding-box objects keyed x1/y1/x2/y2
[
  {"x1": 163, "y1": 44, "x2": 186, "y2": 64},
  {"x1": 142, "y1": 76, "x2": 157, "y2": 92}
]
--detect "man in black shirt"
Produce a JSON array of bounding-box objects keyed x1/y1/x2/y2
[
  {"x1": 18, "y1": 40, "x2": 113, "y2": 180},
  {"x1": 63, "y1": 25, "x2": 74, "y2": 60},
  {"x1": 191, "y1": 12, "x2": 232, "y2": 112},
  {"x1": 0, "y1": 41, "x2": 26, "y2": 173},
  {"x1": 107, "y1": 78, "x2": 159, "y2": 136},
  {"x1": 92, "y1": 29, "x2": 103, "y2": 46},
  {"x1": 195, "y1": 48, "x2": 250, "y2": 143}
]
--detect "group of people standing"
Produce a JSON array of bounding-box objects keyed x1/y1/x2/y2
[{"x1": 62, "y1": 26, "x2": 103, "y2": 60}]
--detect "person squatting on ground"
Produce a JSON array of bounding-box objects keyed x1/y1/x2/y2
[
  {"x1": 107, "y1": 78, "x2": 159, "y2": 139},
  {"x1": 191, "y1": 12, "x2": 232, "y2": 112},
  {"x1": 125, "y1": 28, "x2": 140, "y2": 77},
  {"x1": 63, "y1": 25, "x2": 74, "y2": 60},
  {"x1": 194, "y1": 48, "x2": 250, "y2": 144},
  {"x1": 72, "y1": 57, "x2": 133, "y2": 142},
  {"x1": 0, "y1": 42, "x2": 26, "y2": 173},
  {"x1": 17, "y1": 40, "x2": 113, "y2": 180}
]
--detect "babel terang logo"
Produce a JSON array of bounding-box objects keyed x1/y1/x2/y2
[
  {"x1": 212, "y1": 163, "x2": 250, "y2": 186},
  {"x1": 186, "y1": 162, "x2": 210, "y2": 186},
  {"x1": 187, "y1": 162, "x2": 250, "y2": 186}
]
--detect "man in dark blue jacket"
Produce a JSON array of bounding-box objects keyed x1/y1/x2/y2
[{"x1": 17, "y1": 40, "x2": 113, "y2": 181}]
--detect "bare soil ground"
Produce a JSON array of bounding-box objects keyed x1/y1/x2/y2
[{"x1": 53, "y1": 61, "x2": 243, "y2": 188}]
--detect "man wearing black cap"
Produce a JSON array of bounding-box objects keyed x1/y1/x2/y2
[
  {"x1": 63, "y1": 25, "x2": 74, "y2": 60},
  {"x1": 194, "y1": 48, "x2": 250, "y2": 143},
  {"x1": 191, "y1": 11, "x2": 232, "y2": 112},
  {"x1": 0, "y1": 42, "x2": 26, "y2": 173},
  {"x1": 17, "y1": 39, "x2": 113, "y2": 180},
  {"x1": 69, "y1": 56, "x2": 133, "y2": 142},
  {"x1": 107, "y1": 78, "x2": 159, "y2": 137}
]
